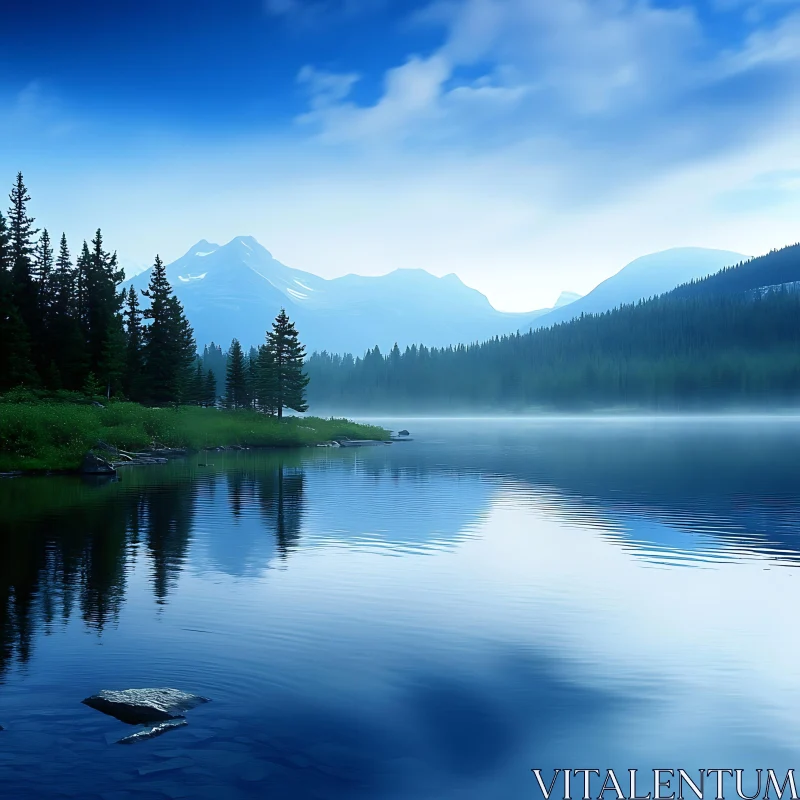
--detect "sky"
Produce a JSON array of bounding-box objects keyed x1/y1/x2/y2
[{"x1": 1, "y1": 0, "x2": 799, "y2": 311}]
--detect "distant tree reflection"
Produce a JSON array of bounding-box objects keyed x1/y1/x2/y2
[{"x1": 0, "y1": 457, "x2": 308, "y2": 680}]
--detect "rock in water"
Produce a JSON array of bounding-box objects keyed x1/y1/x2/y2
[
  {"x1": 80, "y1": 452, "x2": 116, "y2": 475},
  {"x1": 82, "y1": 688, "x2": 210, "y2": 725},
  {"x1": 117, "y1": 718, "x2": 188, "y2": 744},
  {"x1": 398, "y1": 430, "x2": 410, "y2": 436}
]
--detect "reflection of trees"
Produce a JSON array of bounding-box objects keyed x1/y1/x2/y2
[
  {"x1": 0, "y1": 457, "x2": 307, "y2": 681},
  {"x1": 224, "y1": 459, "x2": 305, "y2": 558},
  {"x1": 262, "y1": 465, "x2": 304, "y2": 558},
  {"x1": 143, "y1": 484, "x2": 196, "y2": 604},
  {"x1": 0, "y1": 475, "x2": 196, "y2": 680}
]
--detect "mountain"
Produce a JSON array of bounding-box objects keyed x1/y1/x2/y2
[
  {"x1": 530, "y1": 247, "x2": 747, "y2": 329},
  {"x1": 124, "y1": 236, "x2": 564, "y2": 355},
  {"x1": 553, "y1": 291, "x2": 582, "y2": 308},
  {"x1": 306, "y1": 241, "x2": 800, "y2": 411}
]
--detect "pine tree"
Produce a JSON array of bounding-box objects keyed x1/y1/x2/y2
[
  {"x1": 205, "y1": 368, "x2": 217, "y2": 406},
  {"x1": 0, "y1": 210, "x2": 36, "y2": 389},
  {"x1": 266, "y1": 309, "x2": 309, "y2": 418},
  {"x1": 254, "y1": 343, "x2": 278, "y2": 414},
  {"x1": 191, "y1": 361, "x2": 205, "y2": 405},
  {"x1": 34, "y1": 228, "x2": 54, "y2": 316},
  {"x1": 167, "y1": 295, "x2": 197, "y2": 403},
  {"x1": 123, "y1": 286, "x2": 144, "y2": 400},
  {"x1": 7, "y1": 173, "x2": 41, "y2": 373},
  {"x1": 75, "y1": 240, "x2": 90, "y2": 330},
  {"x1": 85, "y1": 229, "x2": 125, "y2": 384},
  {"x1": 50, "y1": 233, "x2": 87, "y2": 389},
  {"x1": 83, "y1": 370, "x2": 102, "y2": 398},
  {"x1": 225, "y1": 338, "x2": 248, "y2": 409},
  {"x1": 98, "y1": 317, "x2": 126, "y2": 398},
  {"x1": 141, "y1": 255, "x2": 196, "y2": 404}
]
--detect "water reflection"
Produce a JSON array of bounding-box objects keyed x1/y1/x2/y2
[
  {"x1": 4, "y1": 421, "x2": 800, "y2": 682},
  {"x1": 1, "y1": 420, "x2": 800, "y2": 798}
]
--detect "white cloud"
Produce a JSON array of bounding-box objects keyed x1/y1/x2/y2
[
  {"x1": 7, "y1": 0, "x2": 800, "y2": 317},
  {"x1": 722, "y1": 9, "x2": 800, "y2": 70},
  {"x1": 297, "y1": 65, "x2": 361, "y2": 109}
]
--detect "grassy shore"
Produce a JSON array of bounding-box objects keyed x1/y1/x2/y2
[{"x1": 0, "y1": 393, "x2": 389, "y2": 472}]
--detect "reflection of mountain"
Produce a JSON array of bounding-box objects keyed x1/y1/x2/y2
[
  {"x1": 4, "y1": 421, "x2": 800, "y2": 680},
  {"x1": 299, "y1": 451, "x2": 491, "y2": 553},
  {"x1": 198, "y1": 461, "x2": 305, "y2": 575},
  {"x1": 377, "y1": 420, "x2": 800, "y2": 564}
]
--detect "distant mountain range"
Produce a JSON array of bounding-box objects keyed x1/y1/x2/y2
[
  {"x1": 124, "y1": 236, "x2": 573, "y2": 355},
  {"x1": 529, "y1": 247, "x2": 747, "y2": 329},
  {"x1": 124, "y1": 237, "x2": 750, "y2": 356}
]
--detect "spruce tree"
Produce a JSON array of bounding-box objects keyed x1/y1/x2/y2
[
  {"x1": 34, "y1": 228, "x2": 54, "y2": 316},
  {"x1": 266, "y1": 309, "x2": 309, "y2": 418},
  {"x1": 225, "y1": 338, "x2": 248, "y2": 409},
  {"x1": 191, "y1": 361, "x2": 205, "y2": 405},
  {"x1": 85, "y1": 229, "x2": 125, "y2": 385},
  {"x1": 7, "y1": 173, "x2": 42, "y2": 373},
  {"x1": 0, "y1": 210, "x2": 36, "y2": 389},
  {"x1": 254, "y1": 343, "x2": 278, "y2": 414},
  {"x1": 123, "y1": 285, "x2": 144, "y2": 400},
  {"x1": 142, "y1": 255, "x2": 175, "y2": 403},
  {"x1": 167, "y1": 295, "x2": 197, "y2": 403},
  {"x1": 141, "y1": 255, "x2": 195, "y2": 404},
  {"x1": 50, "y1": 233, "x2": 87, "y2": 389},
  {"x1": 205, "y1": 368, "x2": 217, "y2": 406},
  {"x1": 75, "y1": 241, "x2": 90, "y2": 330}
]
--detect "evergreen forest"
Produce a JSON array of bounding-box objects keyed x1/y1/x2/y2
[
  {"x1": 306, "y1": 243, "x2": 800, "y2": 411},
  {"x1": 0, "y1": 173, "x2": 308, "y2": 417}
]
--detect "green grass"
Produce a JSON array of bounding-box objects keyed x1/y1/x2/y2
[{"x1": 0, "y1": 394, "x2": 389, "y2": 472}]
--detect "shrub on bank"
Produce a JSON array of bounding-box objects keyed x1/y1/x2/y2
[{"x1": 0, "y1": 399, "x2": 388, "y2": 472}]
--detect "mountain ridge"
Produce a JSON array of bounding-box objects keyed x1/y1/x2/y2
[
  {"x1": 124, "y1": 235, "x2": 562, "y2": 355},
  {"x1": 530, "y1": 247, "x2": 748, "y2": 329}
]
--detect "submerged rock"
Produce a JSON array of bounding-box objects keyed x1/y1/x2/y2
[
  {"x1": 117, "y1": 718, "x2": 188, "y2": 744},
  {"x1": 82, "y1": 688, "x2": 210, "y2": 725}
]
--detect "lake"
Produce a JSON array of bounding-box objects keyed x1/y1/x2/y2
[{"x1": 2, "y1": 416, "x2": 800, "y2": 799}]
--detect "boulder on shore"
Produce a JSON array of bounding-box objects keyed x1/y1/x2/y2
[
  {"x1": 81, "y1": 453, "x2": 116, "y2": 475},
  {"x1": 82, "y1": 688, "x2": 210, "y2": 725}
]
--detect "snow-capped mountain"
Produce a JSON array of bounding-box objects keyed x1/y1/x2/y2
[{"x1": 124, "y1": 236, "x2": 560, "y2": 355}]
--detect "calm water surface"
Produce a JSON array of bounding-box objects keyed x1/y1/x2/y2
[{"x1": 1, "y1": 417, "x2": 800, "y2": 799}]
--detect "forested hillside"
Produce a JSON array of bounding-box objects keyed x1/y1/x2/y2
[
  {"x1": 306, "y1": 242, "x2": 800, "y2": 411},
  {"x1": 671, "y1": 244, "x2": 800, "y2": 298}
]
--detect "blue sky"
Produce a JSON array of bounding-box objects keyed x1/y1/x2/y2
[{"x1": 1, "y1": 0, "x2": 799, "y2": 309}]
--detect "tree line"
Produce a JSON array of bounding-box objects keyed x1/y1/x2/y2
[
  {"x1": 306, "y1": 242, "x2": 800, "y2": 410},
  {"x1": 0, "y1": 172, "x2": 308, "y2": 414}
]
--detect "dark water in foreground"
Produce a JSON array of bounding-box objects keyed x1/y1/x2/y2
[{"x1": 2, "y1": 417, "x2": 800, "y2": 799}]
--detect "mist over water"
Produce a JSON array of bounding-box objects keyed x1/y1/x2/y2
[{"x1": 1, "y1": 416, "x2": 799, "y2": 798}]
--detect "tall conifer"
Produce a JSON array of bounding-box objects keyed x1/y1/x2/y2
[
  {"x1": 266, "y1": 309, "x2": 308, "y2": 419},
  {"x1": 141, "y1": 255, "x2": 195, "y2": 404},
  {"x1": 0, "y1": 210, "x2": 36, "y2": 388},
  {"x1": 50, "y1": 233, "x2": 86, "y2": 389},
  {"x1": 123, "y1": 285, "x2": 144, "y2": 400},
  {"x1": 225, "y1": 339, "x2": 248, "y2": 409},
  {"x1": 7, "y1": 173, "x2": 42, "y2": 375}
]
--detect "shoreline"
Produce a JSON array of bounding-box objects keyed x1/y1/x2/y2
[{"x1": 0, "y1": 399, "x2": 390, "y2": 475}]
